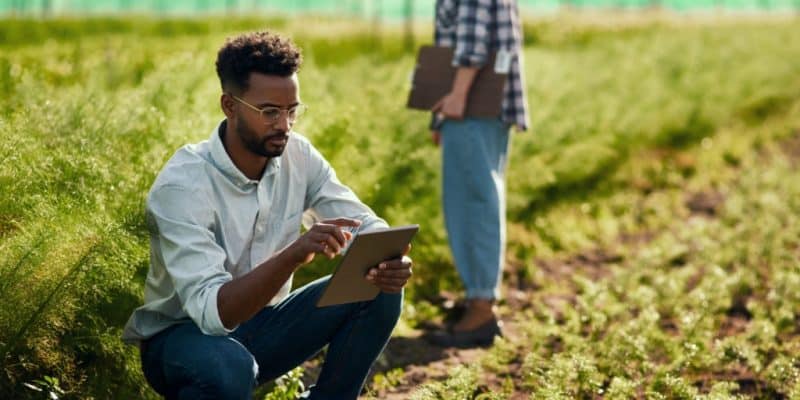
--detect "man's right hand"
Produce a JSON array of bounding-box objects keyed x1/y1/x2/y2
[
  {"x1": 287, "y1": 218, "x2": 362, "y2": 266},
  {"x1": 219, "y1": 217, "x2": 361, "y2": 329}
]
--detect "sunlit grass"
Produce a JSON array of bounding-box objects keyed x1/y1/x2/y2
[{"x1": 410, "y1": 96, "x2": 800, "y2": 398}]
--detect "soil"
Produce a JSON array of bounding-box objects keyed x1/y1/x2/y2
[
  {"x1": 351, "y1": 242, "x2": 627, "y2": 398},
  {"x1": 780, "y1": 129, "x2": 800, "y2": 165},
  {"x1": 293, "y1": 164, "x2": 781, "y2": 398},
  {"x1": 338, "y1": 129, "x2": 800, "y2": 398}
]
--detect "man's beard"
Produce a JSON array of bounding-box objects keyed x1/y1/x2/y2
[{"x1": 236, "y1": 115, "x2": 288, "y2": 158}]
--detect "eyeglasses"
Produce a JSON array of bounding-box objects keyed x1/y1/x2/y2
[{"x1": 230, "y1": 94, "x2": 307, "y2": 124}]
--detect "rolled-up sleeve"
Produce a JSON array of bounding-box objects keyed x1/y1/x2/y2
[
  {"x1": 147, "y1": 184, "x2": 235, "y2": 336},
  {"x1": 453, "y1": 0, "x2": 493, "y2": 68},
  {"x1": 303, "y1": 143, "x2": 388, "y2": 233}
]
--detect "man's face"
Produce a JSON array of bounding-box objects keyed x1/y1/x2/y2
[{"x1": 232, "y1": 72, "x2": 300, "y2": 158}]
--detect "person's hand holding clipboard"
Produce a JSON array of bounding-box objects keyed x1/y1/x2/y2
[
  {"x1": 429, "y1": 67, "x2": 478, "y2": 145},
  {"x1": 406, "y1": 46, "x2": 510, "y2": 146}
]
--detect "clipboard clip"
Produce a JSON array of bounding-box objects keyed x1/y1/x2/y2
[{"x1": 430, "y1": 113, "x2": 445, "y2": 130}]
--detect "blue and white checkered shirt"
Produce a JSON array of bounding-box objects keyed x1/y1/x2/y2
[{"x1": 435, "y1": 0, "x2": 529, "y2": 131}]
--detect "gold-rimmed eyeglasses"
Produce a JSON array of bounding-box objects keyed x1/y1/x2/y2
[{"x1": 230, "y1": 94, "x2": 307, "y2": 124}]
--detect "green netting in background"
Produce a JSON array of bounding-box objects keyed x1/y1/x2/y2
[{"x1": 0, "y1": 0, "x2": 797, "y2": 18}]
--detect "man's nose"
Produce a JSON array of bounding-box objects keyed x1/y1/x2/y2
[{"x1": 274, "y1": 113, "x2": 291, "y2": 132}]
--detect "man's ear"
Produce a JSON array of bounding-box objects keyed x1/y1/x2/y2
[{"x1": 220, "y1": 93, "x2": 236, "y2": 118}]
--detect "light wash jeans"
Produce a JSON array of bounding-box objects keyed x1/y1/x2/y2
[
  {"x1": 140, "y1": 275, "x2": 402, "y2": 400},
  {"x1": 441, "y1": 117, "x2": 510, "y2": 300}
]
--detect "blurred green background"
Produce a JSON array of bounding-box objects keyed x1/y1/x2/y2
[{"x1": 1, "y1": 0, "x2": 799, "y2": 17}]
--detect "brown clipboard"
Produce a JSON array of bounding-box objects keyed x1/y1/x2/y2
[
  {"x1": 406, "y1": 45, "x2": 507, "y2": 117},
  {"x1": 316, "y1": 225, "x2": 419, "y2": 307}
]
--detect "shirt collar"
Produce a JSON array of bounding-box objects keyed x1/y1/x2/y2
[{"x1": 209, "y1": 120, "x2": 282, "y2": 188}]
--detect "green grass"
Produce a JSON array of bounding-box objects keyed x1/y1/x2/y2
[
  {"x1": 409, "y1": 97, "x2": 800, "y2": 398},
  {"x1": 0, "y1": 14, "x2": 799, "y2": 399}
]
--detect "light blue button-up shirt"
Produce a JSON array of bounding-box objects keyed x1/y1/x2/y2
[{"x1": 122, "y1": 121, "x2": 388, "y2": 344}]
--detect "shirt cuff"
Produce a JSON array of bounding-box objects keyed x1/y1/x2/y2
[
  {"x1": 452, "y1": 50, "x2": 489, "y2": 69},
  {"x1": 359, "y1": 217, "x2": 390, "y2": 233},
  {"x1": 199, "y1": 282, "x2": 238, "y2": 336}
]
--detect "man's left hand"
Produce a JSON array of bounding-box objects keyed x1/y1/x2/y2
[{"x1": 365, "y1": 245, "x2": 412, "y2": 293}]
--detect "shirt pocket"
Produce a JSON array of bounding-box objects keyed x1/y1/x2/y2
[{"x1": 275, "y1": 210, "x2": 303, "y2": 249}]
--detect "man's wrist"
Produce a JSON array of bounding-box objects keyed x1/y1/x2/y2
[
  {"x1": 450, "y1": 87, "x2": 470, "y2": 97},
  {"x1": 278, "y1": 243, "x2": 303, "y2": 272}
]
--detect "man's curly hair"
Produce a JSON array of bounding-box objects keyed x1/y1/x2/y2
[{"x1": 215, "y1": 31, "x2": 302, "y2": 93}]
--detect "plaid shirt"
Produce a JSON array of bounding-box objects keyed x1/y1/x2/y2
[{"x1": 435, "y1": 0, "x2": 529, "y2": 131}]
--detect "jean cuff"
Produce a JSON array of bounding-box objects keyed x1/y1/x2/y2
[{"x1": 465, "y1": 288, "x2": 499, "y2": 301}]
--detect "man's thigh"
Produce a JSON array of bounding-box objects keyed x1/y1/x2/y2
[
  {"x1": 142, "y1": 322, "x2": 258, "y2": 399},
  {"x1": 232, "y1": 275, "x2": 365, "y2": 383}
]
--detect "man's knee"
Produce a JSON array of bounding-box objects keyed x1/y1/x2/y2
[
  {"x1": 162, "y1": 336, "x2": 259, "y2": 399},
  {"x1": 373, "y1": 290, "x2": 403, "y2": 328},
  {"x1": 193, "y1": 345, "x2": 257, "y2": 398}
]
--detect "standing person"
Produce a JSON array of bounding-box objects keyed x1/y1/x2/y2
[
  {"x1": 426, "y1": 0, "x2": 529, "y2": 348},
  {"x1": 122, "y1": 31, "x2": 413, "y2": 400}
]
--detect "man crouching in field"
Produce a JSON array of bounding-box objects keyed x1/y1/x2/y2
[{"x1": 121, "y1": 31, "x2": 413, "y2": 399}]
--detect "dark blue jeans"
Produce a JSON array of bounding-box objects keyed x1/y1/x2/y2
[{"x1": 140, "y1": 275, "x2": 402, "y2": 400}]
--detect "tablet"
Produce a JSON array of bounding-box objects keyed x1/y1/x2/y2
[{"x1": 316, "y1": 224, "x2": 419, "y2": 307}]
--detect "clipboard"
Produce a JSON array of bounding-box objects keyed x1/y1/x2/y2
[
  {"x1": 316, "y1": 225, "x2": 419, "y2": 307},
  {"x1": 406, "y1": 45, "x2": 508, "y2": 117}
]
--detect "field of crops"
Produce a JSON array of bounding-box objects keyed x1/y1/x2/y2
[{"x1": 1, "y1": 13, "x2": 799, "y2": 399}]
